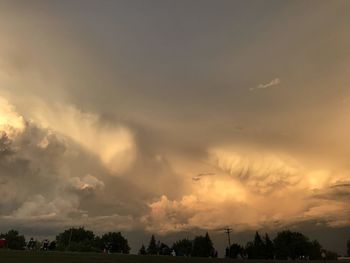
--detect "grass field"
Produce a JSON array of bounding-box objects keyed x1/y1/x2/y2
[{"x1": 0, "y1": 250, "x2": 341, "y2": 263}]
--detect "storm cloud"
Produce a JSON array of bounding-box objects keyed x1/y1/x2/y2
[{"x1": 1, "y1": 0, "x2": 350, "y2": 255}]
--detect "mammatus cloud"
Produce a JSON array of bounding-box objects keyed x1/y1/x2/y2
[
  {"x1": 142, "y1": 147, "x2": 350, "y2": 234},
  {"x1": 250, "y1": 78, "x2": 280, "y2": 91},
  {"x1": 1, "y1": 96, "x2": 350, "y2": 238},
  {"x1": 1, "y1": 1, "x2": 350, "y2": 255}
]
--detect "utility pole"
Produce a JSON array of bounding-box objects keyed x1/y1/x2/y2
[{"x1": 224, "y1": 227, "x2": 232, "y2": 248}]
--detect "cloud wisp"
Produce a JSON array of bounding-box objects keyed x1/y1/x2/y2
[{"x1": 250, "y1": 78, "x2": 280, "y2": 91}]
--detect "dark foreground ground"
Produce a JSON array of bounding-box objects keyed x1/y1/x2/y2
[{"x1": 0, "y1": 250, "x2": 342, "y2": 263}]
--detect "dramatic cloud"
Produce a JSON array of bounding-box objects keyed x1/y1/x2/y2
[
  {"x1": 1, "y1": 0, "x2": 350, "y2": 255},
  {"x1": 27, "y1": 101, "x2": 137, "y2": 174},
  {"x1": 0, "y1": 97, "x2": 25, "y2": 138},
  {"x1": 0, "y1": 98, "x2": 143, "y2": 233},
  {"x1": 142, "y1": 147, "x2": 350, "y2": 234}
]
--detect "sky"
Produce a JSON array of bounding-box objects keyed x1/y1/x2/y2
[{"x1": 0, "y1": 0, "x2": 350, "y2": 255}]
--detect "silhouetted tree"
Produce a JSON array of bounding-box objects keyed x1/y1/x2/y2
[
  {"x1": 226, "y1": 243, "x2": 244, "y2": 258},
  {"x1": 309, "y1": 240, "x2": 322, "y2": 259},
  {"x1": 100, "y1": 232, "x2": 130, "y2": 254},
  {"x1": 245, "y1": 241, "x2": 254, "y2": 259},
  {"x1": 347, "y1": 239, "x2": 350, "y2": 256},
  {"x1": 93, "y1": 236, "x2": 102, "y2": 250},
  {"x1": 159, "y1": 242, "x2": 171, "y2": 255},
  {"x1": 147, "y1": 235, "x2": 158, "y2": 255},
  {"x1": 0, "y1": 230, "x2": 25, "y2": 250},
  {"x1": 48, "y1": 241, "x2": 56, "y2": 251},
  {"x1": 192, "y1": 232, "x2": 215, "y2": 257},
  {"x1": 55, "y1": 227, "x2": 97, "y2": 252},
  {"x1": 264, "y1": 233, "x2": 274, "y2": 259},
  {"x1": 172, "y1": 238, "x2": 192, "y2": 256},
  {"x1": 273, "y1": 230, "x2": 311, "y2": 259},
  {"x1": 225, "y1": 230, "x2": 335, "y2": 260},
  {"x1": 139, "y1": 244, "x2": 146, "y2": 255},
  {"x1": 253, "y1": 231, "x2": 265, "y2": 259},
  {"x1": 245, "y1": 232, "x2": 265, "y2": 259}
]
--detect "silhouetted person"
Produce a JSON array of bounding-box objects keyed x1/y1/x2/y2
[
  {"x1": 42, "y1": 239, "x2": 49, "y2": 251},
  {"x1": 27, "y1": 238, "x2": 35, "y2": 250}
]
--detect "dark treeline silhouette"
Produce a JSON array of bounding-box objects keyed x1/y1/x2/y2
[
  {"x1": 226, "y1": 231, "x2": 338, "y2": 260},
  {"x1": 0, "y1": 228, "x2": 346, "y2": 259},
  {"x1": 139, "y1": 232, "x2": 217, "y2": 257},
  {"x1": 0, "y1": 227, "x2": 129, "y2": 253},
  {"x1": 144, "y1": 234, "x2": 174, "y2": 256},
  {"x1": 56, "y1": 227, "x2": 130, "y2": 253}
]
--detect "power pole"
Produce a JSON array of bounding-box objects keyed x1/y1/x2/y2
[{"x1": 224, "y1": 228, "x2": 232, "y2": 248}]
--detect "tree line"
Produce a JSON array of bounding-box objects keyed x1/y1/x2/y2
[
  {"x1": 139, "y1": 232, "x2": 217, "y2": 257},
  {"x1": 0, "y1": 228, "x2": 129, "y2": 253},
  {"x1": 0, "y1": 228, "x2": 217, "y2": 257},
  {"x1": 225, "y1": 231, "x2": 339, "y2": 260},
  {"x1": 1, "y1": 228, "x2": 349, "y2": 259}
]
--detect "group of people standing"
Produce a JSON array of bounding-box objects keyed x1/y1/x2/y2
[{"x1": 26, "y1": 238, "x2": 52, "y2": 251}]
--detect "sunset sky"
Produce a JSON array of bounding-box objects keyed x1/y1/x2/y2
[{"x1": 0, "y1": 0, "x2": 349, "y2": 255}]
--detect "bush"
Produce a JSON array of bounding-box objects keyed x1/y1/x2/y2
[
  {"x1": 0, "y1": 230, "x2": 25, "y2": 250},
  {"x1": 56, "y1": 227, "x2": 97, "y2": 252},
  {"x1": 100, "y1": 232, "x2": 130, "y2": 254},
  {"x1": 192, "y1": 232, "x2": 215, "y2": 257}
]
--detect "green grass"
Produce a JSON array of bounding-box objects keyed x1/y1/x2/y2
[
  {"x1": 2, "y1": 250, "x2": 221, "y2": 263},
  {"x1": 0, "y1": 250, "x2": 340, "y2": 263}
]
